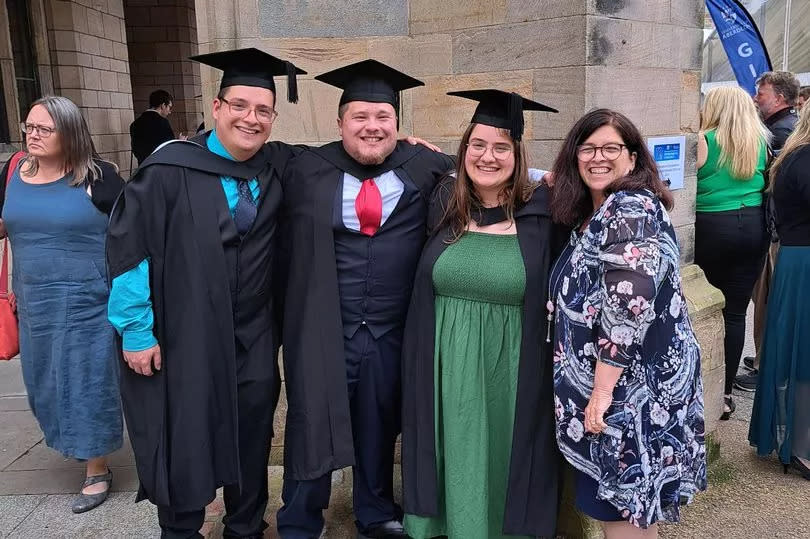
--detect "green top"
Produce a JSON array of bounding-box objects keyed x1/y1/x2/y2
[
  {"x1": 696, "y1": 129, "x2": 767, "y2": 212},
  {"x1": 432, "y1": 232, "x2": 525, "y2": 305}
]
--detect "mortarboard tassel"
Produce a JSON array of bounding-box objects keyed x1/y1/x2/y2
[
  {"x1": 508, "y1": 91, "x2": 524, "y2": 141},
  {"x1": 286, "y1": 61, "x2": 299, "y2": 103}
]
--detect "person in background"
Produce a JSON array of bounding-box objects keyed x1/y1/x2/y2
[
  {"x1": 737, "y1": 71, "x2": 802, "y2": 392},
  {"x1": 797, "y1": 86, "x2": 810, "y2": 111},
  {"x1": 0, "y1": 96, "x2": 124, "y2": 513},
  {"x1": 130, "y1": 89, "x2": 176, "y2": 165},
  {"x1": 749, "y1": 105, "x2": 810, "y2": 481},
  {"x1": 754, "y1": 71, "x2": 800, "y2": 154},
  {"x1": 694, "y1": 86, "x2": 770, "y2": 418},
  {"x1": 549, "y1": 109, "x2": 706, "y2": 538},
  {"x1": 401, "y1": 90, "x2": 560, "y2": 539}
]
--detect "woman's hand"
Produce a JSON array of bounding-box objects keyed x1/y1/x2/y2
[{"x1": 584, "y1": 387, "x2": 613, "y2": 434}]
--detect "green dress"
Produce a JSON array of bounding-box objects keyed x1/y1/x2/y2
[{"x1": 404, "y1": 232, "x2": 529, "y2": 539}]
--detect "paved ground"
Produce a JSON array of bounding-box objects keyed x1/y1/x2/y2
[{"x1": 1, "y1": 304, "x2": 807, "y2": 538}]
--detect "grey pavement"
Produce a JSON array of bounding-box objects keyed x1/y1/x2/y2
[{"x1": 2, "y1": 303, "x2": 808, "y2": 538}]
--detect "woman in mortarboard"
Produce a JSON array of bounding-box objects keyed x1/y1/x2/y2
[{"x1": 401, "y1": 90, "x2": 562, "y2": 539}]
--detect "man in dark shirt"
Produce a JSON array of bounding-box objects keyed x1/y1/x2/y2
[
  {"x1": 130, "y1": 89, "x2": 176, "y2": 165},
  {"x1": 737, "y1": 71, "x2": 802, "y2": 391},
  {"x1": 754, "y1": 71, "x2": 800, "y2": 154}
]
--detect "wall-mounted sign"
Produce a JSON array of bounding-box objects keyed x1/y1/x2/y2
[{"x1": 647, "y1": 135, "x2": 686, "y2": 191}]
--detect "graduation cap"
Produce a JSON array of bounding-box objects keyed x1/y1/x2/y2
[
  {"x1": 314, "y1": 59, "x2": 424, "y2": 115},
  {"x1": 447, "y1": 89, "x2": 558, "y2": 141},
  {"x1": 189, "y1": 47, "x2": 307, "y2": 103}
]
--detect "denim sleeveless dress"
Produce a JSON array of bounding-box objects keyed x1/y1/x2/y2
[{"x1": 2, "y1": 166, "x2": 122, "y2": 459}]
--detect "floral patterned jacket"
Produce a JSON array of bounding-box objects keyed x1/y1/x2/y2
[{"x1": 550, "y1": 190, "x2": 707, "y2": 528}]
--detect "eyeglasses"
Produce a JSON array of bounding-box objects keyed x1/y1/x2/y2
[
  {"x1": 466, "y1": 141, "x2": 513, "y2": 158},
  {"x1": 220, "y1": 98, "x2": 278, "y2": 124},
  {"x1": 20, "y1": 123, "x2": 56, "y2": 138},
  {"x1": 576, "y1": 143, "x2": 627, "y2": 161}
]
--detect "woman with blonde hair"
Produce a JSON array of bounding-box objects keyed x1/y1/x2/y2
[
  {"x1": 750, "y1": 105, "x2": 810, "y2": 479},
  {"x1": 695, "y1": 85, "x2": 770, "y2": 420},
  {"x1": 0, "y1": 96, "x2": 124, "y2": 512}
]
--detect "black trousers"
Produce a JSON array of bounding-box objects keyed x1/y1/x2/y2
[
  {"x1": 276, "y1": 326, "x2": 403, "y2": 539},
  {"x1": 158, "y1": 330, "x2": 280, "y2": 539},
  {"x1": 695, "y1": 206, "x2": 769, "y2": 394}
]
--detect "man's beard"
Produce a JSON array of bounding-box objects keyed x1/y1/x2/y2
[{"x1": 350, "y1": 141, "x2": 396, "y2": 165}]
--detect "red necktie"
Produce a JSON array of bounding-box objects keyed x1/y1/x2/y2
[{"x1": 355, "y1": 178, "x2": 382, "y2": 236}]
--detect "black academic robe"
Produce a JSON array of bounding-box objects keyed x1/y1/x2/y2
[
  {"x1": 130, "y1": 111, "x2": 175, "y2": 164},
  {"x1": 401, "y1": 178, "x2": 563, "y2": 537},
  {"x1": 277, "y1": 141, "x2": 455, "y2": 481},
  {"x1": 106, "y1": 134, "x2": 297, "y2": 511}
]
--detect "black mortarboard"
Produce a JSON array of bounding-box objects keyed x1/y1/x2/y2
[
  {"x1": 447, "y1": 89, "x2": 558, "y2": 141},
  {"x1": 314, "y1": 60, "x2": 424, "y2": 114},
  {"x1": 189, "y1": 47, "x2": 306, "y2": 103}
]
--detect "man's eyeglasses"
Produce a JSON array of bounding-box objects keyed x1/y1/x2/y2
[
  {"x1": 576, "y1": 143, "x2": 627, "y2": 161},
  {"x1": 467, "y1": 141, "x2": 513, "y2": 158},
  {"x1": 220, "y1": 98, "x2": 278, "y2": 124},
  {"x1": 20, "y1": 123, "x2": 56, "y2": 138}
]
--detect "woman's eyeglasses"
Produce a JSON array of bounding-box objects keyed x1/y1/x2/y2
[
  {"x1": 467, "y1": 141, "x2": 513, "y2": 158},
  {"x1": 20, "y1": 123, "x2": 56, "y2": 138},
  {"x1": 576, "y1": 143, "x2": 627, "y2": 161}
]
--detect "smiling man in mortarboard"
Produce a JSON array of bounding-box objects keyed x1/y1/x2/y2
[
  {"x1": 274, "y1": 60, "x2": 455, "y2": 539},
  {"x1": 106, "y1": 48, "x2": 306, "y2": 538}
]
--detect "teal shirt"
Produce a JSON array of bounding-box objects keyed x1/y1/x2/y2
[{"x1": 107, "y1": 131, "x2": 260, "y2": 351}]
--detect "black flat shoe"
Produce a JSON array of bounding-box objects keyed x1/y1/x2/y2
[
  {"x1": 71, "y1": 469, "x2": 112, "y2": 513},
  {"x1": 357, "y1": 520, "x2": 411, "y2": 539},
  {"x1": 720, "y1": 396, "x2": 735, "y2": 421},
  {"x1": 785, "y1": 456, "x2": 810, "y2": 480}
]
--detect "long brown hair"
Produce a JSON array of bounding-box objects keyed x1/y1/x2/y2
[
  {"x1": 550, "y1": 108, "x2": 673, "y2": 227},
  {"x1": 439, "y1": 123, "x2": 535, "y2": 242}
]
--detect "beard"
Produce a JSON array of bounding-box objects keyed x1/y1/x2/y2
[{"x1": 345, "y1": 138, "x2": 397, "y2": 166}]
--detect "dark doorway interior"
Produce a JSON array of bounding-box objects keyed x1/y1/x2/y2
[{"x1": 5, "y1": 0, "x2": 41, "y2": 119}]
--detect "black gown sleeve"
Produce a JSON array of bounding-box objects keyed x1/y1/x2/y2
[
  {"x1": 107, "y1": 166, "x2": 169, "y2": 279},
  {"x1": 90, "y1": 160, "x2": 126, "y2": 216}
]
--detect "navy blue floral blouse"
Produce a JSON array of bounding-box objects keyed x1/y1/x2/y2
[{"x1": 550, "y1": 190, "x2": 707, "y2": 528}]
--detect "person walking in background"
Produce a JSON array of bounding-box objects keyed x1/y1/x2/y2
[
  {"x1": 796, "y1": 86, "x2": 810, "y2": 111},
  {"x1": 737, "y1": 72, "x2": 802, "y2": 392},
  {"x1": 694, "y1": 86, "x2": 770, "y2": 418},
  {"x1": 401, "y1": 90, "x2": 560, "y2": 539},
  {"x1": 549, "y1": 109, "x2": 706, "y2": 538},
  {"x1": 749, "y1": 105, "x2": 810, "y2": 481},
  {"x1": 0, "y1": 96, "x2": 124, "y2": 513},
  {"x1": 129, "y1": 89, "x2": 176, "y2": 165},
  {"x1": 754, "y1": 71, "x2": 800, "y2": 154}
]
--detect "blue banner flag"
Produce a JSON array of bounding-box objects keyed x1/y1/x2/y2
[{"x1": 706, "y1": 0, "x2": 772, "y2": 95}]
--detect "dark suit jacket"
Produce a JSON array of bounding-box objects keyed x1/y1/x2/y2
[{"x1": 130, "y1": 110, "x2": 175, "y2": 164}]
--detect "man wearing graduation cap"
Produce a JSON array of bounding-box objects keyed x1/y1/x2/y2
[
  {"x1": 274, "y1": 60, "x2": 455, "y2": 539},
  {"x1": 106, "y1": 48, "x2": 305, "y2": 538}
]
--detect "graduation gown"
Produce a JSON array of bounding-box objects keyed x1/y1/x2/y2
[
  {"x1": 106, "y1": 134, "x2": 296, "y2": 511},
  {"x1": 401, "y1": 178, "x2": 563, "y2": 537},
  {"x1": 277, "y1": 141, "x2": 455, "y2": 480}
]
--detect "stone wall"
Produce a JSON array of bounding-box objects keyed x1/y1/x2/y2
[{"x1": 45, "y1": 0, "x2": 134, "y2": 174}]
